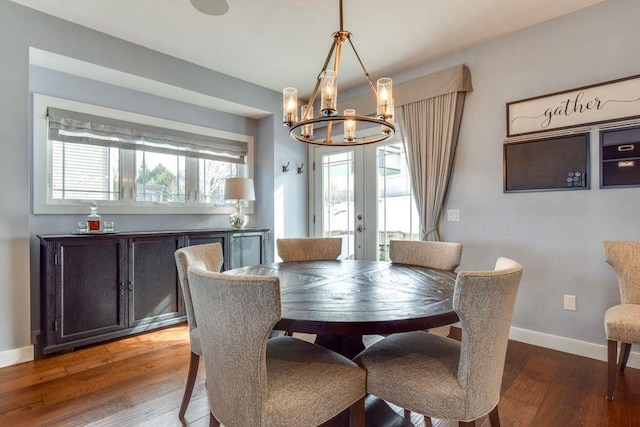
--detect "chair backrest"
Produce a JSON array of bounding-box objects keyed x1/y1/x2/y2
[
  {"x1": 455, "y1": 257, "x2": 523, "y2": 418},
  {"x1": 187, "y1": 266, "x2": 280, "y2": 427},
  {"x1": 277, "y1": 237, "x2": 342, "y2": 261},
  {"x1": 603, "y1": 241, "x2": 640, "y2": 305},
  {"x1": 389, "y1": 239, "x2": 463, "y2": 271},
  {"x1": 174, "y1": 243, "x2": 224, "y2": 331}
]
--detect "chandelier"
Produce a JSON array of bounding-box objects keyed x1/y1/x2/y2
[{"x1": 282, "y1": 0, "x2": 395, "y2": 146}]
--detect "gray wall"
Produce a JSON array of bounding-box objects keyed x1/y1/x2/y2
[
  {"x1": 407, "y1": 0, "x2": 640, "y2": 349},
  {"x1": 0, "y1": 0, "x2": 308, "y2": 358}
]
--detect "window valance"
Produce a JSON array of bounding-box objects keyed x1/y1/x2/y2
[
  {"x1": 47, "y1": 107, "x2": 247, "y2": 164},
  {"x1": 335, "y1": 64, "x2": 473, "y2": 115}
]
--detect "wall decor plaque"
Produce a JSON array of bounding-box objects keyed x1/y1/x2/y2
[{"x1": 507, "y1": 74, "x2": 640, "y2": 137}]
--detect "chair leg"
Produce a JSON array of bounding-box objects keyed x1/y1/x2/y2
[
  {"x1": 458, "y1": 421, "x2": 475, "y2": 426},
  {"x1": 606, "y1": 339, "x2": 617, "y2": 400},
  {"x1": 488, "y1": 405, "x2": 500, "y2": 427},
  {"x1": 404, "y1": 409, "x2": 411, "y2": 420},
  {"x1": 349, "y1": 396, "x2": 365, "y2": 427},
  {"x1": 619, "y1": 342, "x2": 632, "y2": 371},
  {"x1": 178, "y1": 351, "x2": 200, "y2": 419},
  {"x1": 209, "y1": 411, "x2": 220, "y2": 427},
  {"x1": 424, "y1": 415, "x2": 433, "y2": 427}
]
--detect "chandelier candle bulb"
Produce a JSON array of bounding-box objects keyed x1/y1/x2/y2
[
  {"x1": 382, "y1": 98, "x2": 395, "y2": 134},
  {"x1": 377, "y1": 78, "x2": 393, "y2": 119},
  {"x1": 301, "y1": 104, "x2": 314, "y2": 139},
  {"x1": 282, "y1": 87, "x2": 298, "y2": 126},
  {"x1": 344, "y1": 109, "x2": 356, "y2": 142},
  {"x1": 320, "y1": 70, "x2": 338, "y2": 115}
]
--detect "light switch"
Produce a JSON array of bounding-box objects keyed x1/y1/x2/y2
[{"x1": 447, "y1": 209, "x2": 460, "y2": 222}]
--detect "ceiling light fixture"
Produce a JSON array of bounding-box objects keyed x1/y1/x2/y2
[
  {"x1": 282, "y1": 0, "x2": 395, "y2": 146},
  {"x1": 190, "y1": 0, "x2": 229, "y2": 17}
]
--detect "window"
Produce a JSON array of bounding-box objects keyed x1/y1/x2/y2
[
  {"x1": 33, "y1": 94, "x2": 254, "y2": 214},
  {"x1": 51, "y1": 142, "x2": 120, "y2": 201},
  {"x1": 198, "y1": 158, "x2": 239, "y2": 204},
  {"x1": 135, "y1": 151, "x2": 185, "y2": 203}
]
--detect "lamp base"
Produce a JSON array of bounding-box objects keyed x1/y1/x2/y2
[{"x1": 229, "y1": 212, "x2": 248, "y2": 230}]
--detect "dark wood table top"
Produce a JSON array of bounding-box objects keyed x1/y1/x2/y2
[{"x1": 224, "y1": 260, "x2": 458, "y2": 337}]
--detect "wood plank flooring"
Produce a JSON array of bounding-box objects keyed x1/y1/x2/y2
[{"x1": 0, "y1": 325, "x2": 638, "y2": 426}]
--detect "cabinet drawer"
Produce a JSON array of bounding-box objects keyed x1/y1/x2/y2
[
  {"x1": 602, "y1": 143, "x2": 640, "y2": 160},
  {"x1": 601, "y1": 125, "x2": 640, "y2": 160},
  {"x1": 602, "y1": 158, "x2": 640, "y2": 187}
]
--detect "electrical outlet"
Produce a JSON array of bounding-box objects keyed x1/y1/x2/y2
[{"x1": 564, "y1": 295, "x2": 576, "y2": 311}]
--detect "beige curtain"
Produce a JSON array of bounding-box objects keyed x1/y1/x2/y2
[{"x1": 398, "y1": 91, "x2": 467, "y2": 241}]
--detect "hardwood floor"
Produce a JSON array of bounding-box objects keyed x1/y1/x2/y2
[{"x1": 0, "y1": 325, "x2": 638, "y2": 426}]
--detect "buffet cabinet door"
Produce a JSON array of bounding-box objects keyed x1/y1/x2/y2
[
  {"x1": 54, "y1": 238, "x2": 127, "y2": 344},
  {"x1": 228, "y1": 232, "x2": 265, "y2": 270},
  {"x1": 128, "y1": 235, "x2": 183, "y2": 328}
]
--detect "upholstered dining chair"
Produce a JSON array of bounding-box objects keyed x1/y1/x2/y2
[
  {"x1": 354, "y1": 257, "x2": 523, "y2": 427},
  {"x1": 174, "y1": 243, "x2": 224, "y2": 420},
  {"x1": 389, "y1": 239, "x2": 463, "y2": 271},
  {"x1": 187, "y1": 266, "x2": 367, "y2": 427},
  {"x1": 603, "y1": 241, "x2": 640, "y2": 401},
  {"x1": 389, "y1": 239, "x2": 463, "y2": 337},
  {"x1": 277, "y1": 237, "x2": 342, "y2": 261}
]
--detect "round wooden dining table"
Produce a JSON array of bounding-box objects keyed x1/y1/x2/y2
[{"x1": 224, "y1": 259, "x2": 458, "y2": 359}]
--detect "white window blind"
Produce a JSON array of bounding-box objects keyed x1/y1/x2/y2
[{"x1": 47, "y1": 107, "x2": 248, "y2": 164}]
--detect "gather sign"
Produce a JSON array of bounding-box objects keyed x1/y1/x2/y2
[{"x1": 507, "y1": 74, "x2": 640, "y2": 137}]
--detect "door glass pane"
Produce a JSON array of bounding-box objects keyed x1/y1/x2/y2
[
  {"x1": 377, "y1": 142, "x2": 419, "y2": 261},
  {"x1": 322, "y1": 151, "x2": 354, "y2": 259},
  {"x1": 136, "y1": 151, "x2": 185, "y2": 202},
  {"x1": 50, "y1": 141, "x2": 119, "y2": 201}
]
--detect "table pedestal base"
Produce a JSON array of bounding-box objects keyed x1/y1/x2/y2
[{"x1": 314, "y1": 334, "x2": 366, "y2": 360}]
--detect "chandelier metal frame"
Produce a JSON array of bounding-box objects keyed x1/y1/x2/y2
[{"x1": 283, "y1": 0, "x2": 395, "y2": 146}]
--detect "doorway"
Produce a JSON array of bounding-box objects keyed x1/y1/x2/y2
[{"x1": 310, "y1": 136, "x2": 419, "y2": 260}]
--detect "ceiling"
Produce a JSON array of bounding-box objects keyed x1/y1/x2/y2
[{"x1": 12, "y1": 0, "x2": 604, "y2": 98}]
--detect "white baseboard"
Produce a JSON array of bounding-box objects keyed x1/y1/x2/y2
[
  {"x1": 0, "y1": 345, "x2": 34, "y2": 368},
  {"x1": 509, "y1": 326, "x2": 640, "y2": 369}
]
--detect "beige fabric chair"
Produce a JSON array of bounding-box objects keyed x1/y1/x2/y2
[
  {"x1": 389, "y1": 239, "x2": 463, "y2": 271},
  {"x1": 277, "y1": 237, "x2": 342, "y2": 261},
  {"x1": 354, "y1": 257, "x2": 523, "y2": 427},
  {"x1": 174, "y1": 243, "x2": 224, "y2": 420},
  {"x1": 603, "y1": 241, "x2": 640, "y2": 401},
  {"x1": 389, "y1": 239, "x2": 463, "y2": 337},
  {"x1": 187, "y1": 266, "x2": 366, "y2": 427}
]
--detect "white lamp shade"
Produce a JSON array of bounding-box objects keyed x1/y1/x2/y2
[{"x1": 224, "y1": 178, "x2": 255, "y2": 201}]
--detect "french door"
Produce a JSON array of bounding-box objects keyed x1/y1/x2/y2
[{"x1": 310, "y1": 137, "x2": 419, "y2": 261}]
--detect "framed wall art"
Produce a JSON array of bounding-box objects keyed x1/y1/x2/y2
[{"x1": 507, "y1": 74, "x2": 640, "y2": 137}]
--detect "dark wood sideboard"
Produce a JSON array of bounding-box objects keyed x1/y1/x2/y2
[{"x1": 38, "y1": 228, "x2": 269, "y2": 355}]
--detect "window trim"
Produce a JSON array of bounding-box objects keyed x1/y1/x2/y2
[{"x1": 32, "y1": 93, "x2": 254, "y2": 215}]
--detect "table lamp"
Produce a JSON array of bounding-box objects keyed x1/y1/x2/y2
[{"x1": 224, "y1": 178, "x2": 255, "y2": 230}]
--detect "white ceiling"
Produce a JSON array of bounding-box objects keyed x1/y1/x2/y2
[{"x1": 12, "y1": 0, "x2": 604, "y2": 98}]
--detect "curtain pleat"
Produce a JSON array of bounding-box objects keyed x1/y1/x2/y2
[{"x1": 399, "y1": 91, "x2": 466, "y2": 241}]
